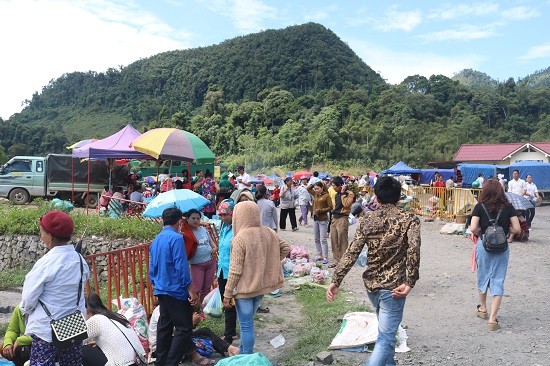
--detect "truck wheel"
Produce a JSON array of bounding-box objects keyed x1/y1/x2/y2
[
  {"x1": 84, "y1": 194, "x2": 98, "y2": 209},
  {"x1": 9, "y1": 188, "x2": 30, "y2": 205}
]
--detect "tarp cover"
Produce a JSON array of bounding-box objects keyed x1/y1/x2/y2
[
  {"x1": 72, "y1": 124, "x2": 149, "y2": 160},
  {"x1": 47, "y1": 154, "x2": 128, "y2": 185},
  {"x1": 419, "y1": 169, "x2": 455, "y2": 184},
  {"x1": 381, "y1": 161, "x2": 421, "y2": 175},
  {"x1": 458, "y1": 164, "x2": 507, "y2": 186},
  {"x1": 508, "y1": 161, "x2": 550, "y2": 190}
]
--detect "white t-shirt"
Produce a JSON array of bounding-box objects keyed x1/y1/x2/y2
[
  {"x1": 236, "y1": 172, "x2": 251, "y2": 190},
  {"x1": 508, "y1": 178, "x2": 526, "y2": 196},
  {"x1": 86, "y1": 314, "x2": 145, "y2": 366},
  {"x1": 525, "y1": 182, "x2": 538, "y2": 199}
]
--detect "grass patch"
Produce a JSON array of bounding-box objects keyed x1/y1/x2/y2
[
  {"x1": 0, "y1": 266, "x2": 30, "y2": 290},
  {"x1": 279, "y1": 283, "x2": 369, "y2": 366},
  {"x1": 0, "y1": 200, "x2": 161, "y2": 241}
]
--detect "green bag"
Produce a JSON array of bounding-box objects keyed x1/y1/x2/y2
[{"x1": 215, "y1": 352, "x2": 273, "y2": 366}]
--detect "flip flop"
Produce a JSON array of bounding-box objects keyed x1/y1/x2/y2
[
  {"x1": 488, "y1": 320, "x2": 500, "y2": 331},
  {"x1": 476, "y1": 305, "x2": 487, "y2": 319},
  {"x1": 191, "y1": 356, "x2": 216, "y2": 366}
]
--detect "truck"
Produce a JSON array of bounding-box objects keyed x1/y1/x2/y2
[{"x1": 0, "y1": 154, "x2": 129, "y2": 207}]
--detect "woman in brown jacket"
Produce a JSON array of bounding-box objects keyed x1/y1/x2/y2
[
  {"x1": 222, "y1": 201, "x2": 290, "y2": 354},
  {"x1": 308, "y1": 181, "x2": 333, "y2": 264}
]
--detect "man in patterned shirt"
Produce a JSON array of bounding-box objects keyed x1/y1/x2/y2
[{"x1": 326, "y1": 176, "x2": 421, "y2": 366}]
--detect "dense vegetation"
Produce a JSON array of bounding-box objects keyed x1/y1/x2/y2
[{"x1": 1, "y1": 23, "x2": 549, "y2": 171}]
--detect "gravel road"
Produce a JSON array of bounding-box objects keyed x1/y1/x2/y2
[{"x1": 275, "y1": 205, "x2": 550, "y2": 366}]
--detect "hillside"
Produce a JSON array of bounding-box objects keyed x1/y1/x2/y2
[
  {"x1": 452, "y1": 69, "x2": 498, "y2": 90},
  {"x1": 518, "y1": 66, "x2": 550, "y2": 88},
  {"x1": 4, "y1": 23, "x2": 384, "y2": 143},
  {"x1": 0, "y1": 23, "x2": 549, "y2": 170}
]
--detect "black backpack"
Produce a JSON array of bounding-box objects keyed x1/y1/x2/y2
[{"x1": 481, "y1": 204, "x2": 508, "y2": 252}]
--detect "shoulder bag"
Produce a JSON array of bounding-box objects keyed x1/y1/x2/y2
[
  {"x1": 39, "y1": 254, "x2": 88, "y2": 348},
  {"x1": 109, "y1": 318, "x2": 147, "y2": 366}
]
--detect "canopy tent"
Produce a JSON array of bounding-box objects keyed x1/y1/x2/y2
[
  {"x1": 72, "y1": 125, "x2": 149, "y2": 160},
  {"x1": 381, "y1": 161, "x2": 421, "y2": 175}
]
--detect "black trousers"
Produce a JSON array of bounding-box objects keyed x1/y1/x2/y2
[
  {"x1": 217, "y1": 272, "x2": 237, "y2": 343},
  {"x1": 156, "y1": 295, "x2": 196, "y2": 366},
  {"x1": 525, "y1": 207, "x2": 535, "y2": 227},
  {"x1": 279, "y1": 208, "x2": 297, "y2": 230},
  {"x1": 82, "y1": 345, "x2": 108, "y2": 366}
]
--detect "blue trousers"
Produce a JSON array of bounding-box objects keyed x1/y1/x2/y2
[{"x1": 366, "y1": 290, "x2": 406, "y2": 366}]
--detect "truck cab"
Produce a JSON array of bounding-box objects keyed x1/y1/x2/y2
[{"x1": 0, "y1": 156, "x2": 46, "y2": 204}]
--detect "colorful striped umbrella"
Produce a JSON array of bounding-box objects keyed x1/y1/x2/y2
[{"x1": 130, "y1": 128, "x2": 215, "y2": 163}]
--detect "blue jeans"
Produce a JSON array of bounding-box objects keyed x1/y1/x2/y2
[
  {"x1": 366, "y1": 290, "x2": 406, "y2": 366},
  {"x1": 235, "y1": 295, "x2": 263, "y2": 354}
]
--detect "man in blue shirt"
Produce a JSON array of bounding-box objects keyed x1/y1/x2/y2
[{"x1": 149, "y1": 208, "x2": 213, "y2": 366}]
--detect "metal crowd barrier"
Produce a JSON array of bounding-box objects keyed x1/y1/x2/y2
[
  {"x1": 402, "y1": 186, "x2": 482, "y2": 221},
  {"x1": 84, "y1": 221, "x2": 220, "y2": 315}
]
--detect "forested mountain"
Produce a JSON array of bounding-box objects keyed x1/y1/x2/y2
[
  {"x1": 519, "y1": 66, "x2": 550, "y2": 88},
  {"x1": 452, "y1": 69, "x2": 499, "y2": 91},
  {"x1": 1, "y1": 23, "x2": 549, "y2": 171}
]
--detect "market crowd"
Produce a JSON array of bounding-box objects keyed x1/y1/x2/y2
[{"x1": 1, "y1": 165, "x2": 537, "y2": 366}]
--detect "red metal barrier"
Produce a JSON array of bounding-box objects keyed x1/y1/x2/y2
[
  {"x1": 84, "y1": 221, "x2": 219, "y2": 316},
  {"x1": 85, "y1": 242, "x2": 155, "y2": 315}
]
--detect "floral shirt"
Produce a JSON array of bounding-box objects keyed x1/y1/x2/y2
[
  {"x1": 332, "y1": 204, "x2": 421, "y2": 292},
  {"x1": 201, "y1": 178, "x2": 217, "y2": 213}
]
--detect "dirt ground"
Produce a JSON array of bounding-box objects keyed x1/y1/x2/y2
[
  {"x1": 252, "y1": 205, "x2": 550, "y2": 366},
  {"x1": 2, "y1": 205, "x2": 549, "y2": 366}
]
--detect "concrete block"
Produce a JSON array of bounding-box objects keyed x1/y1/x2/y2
[{"x1": 316, "y1": 351, "x2": 334, "y2": 364}]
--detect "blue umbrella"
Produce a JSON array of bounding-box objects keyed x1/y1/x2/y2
[{"x1": 142, "y1": 189, "x2": 210, "y2": 218}]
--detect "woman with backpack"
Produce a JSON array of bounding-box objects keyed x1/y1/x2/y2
[{"x1": 469, "y1": 179, "x2": 520, "y2": 330}]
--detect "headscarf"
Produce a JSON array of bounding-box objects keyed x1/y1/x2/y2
[{"x1": 218, "y1": 199, "x2": 235, "y2": 215}]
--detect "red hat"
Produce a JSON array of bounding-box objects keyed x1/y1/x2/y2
[{"x1": 40, "y1": 210, "x2": 74, "y2": 238}]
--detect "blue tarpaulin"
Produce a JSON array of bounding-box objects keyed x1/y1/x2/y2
[
  {"x1": 419, "y1": 169, "x2": 455, "y2": 184},
  {"x1": 458, "y1": 164, "x2": 507, "y2": 187},
  {"x1": 508, "y1": 161, "x2": 550, "y2": 190}
]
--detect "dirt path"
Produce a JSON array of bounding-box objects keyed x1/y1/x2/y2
[{"x1": 265, "y1": 206, "x2": 550, "y2": 365}]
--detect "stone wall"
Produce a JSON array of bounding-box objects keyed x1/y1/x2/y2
[{"x1": 0, "y1": 235, "x2": 145, "y2": 274}]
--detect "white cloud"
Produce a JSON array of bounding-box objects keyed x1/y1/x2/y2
[
  {"x1": 202, "y1": 0, "x2": 277, "y2": 34},
  {"x1": 303, "y1": 5, "x2": 337, "y2": 22},
  {"x1": 518, "y1": 44, "x2": 550, "y2": 60},
  {"x1": 348, "y1": 39, "x2": 485, "y2": 84},
  {"x1": 0, "y1": 0, "x2": 190, "y2": 120},
  {"x1": 428, "y1": 3, "x2": 499, "y2": 20},
  {"x1": 376, "y1": 7, "x2": 422, "y2": 32},
  {"x1": 419, "y1": 24, "x2": 499, "y2": 42},
  {"x1": 501, "y1": 6, "x2": 540, "y2": 21}
]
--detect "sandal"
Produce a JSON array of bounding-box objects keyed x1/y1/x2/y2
[
  {"x1": 257, "y1": 306, "x2": 270, "y2": 313},
  {"x1": 191, "y1": 356, "x2": 216, "y2": 366},
  {"x1": 488, "y1": 319, "x2": 501, "y2": 331},
  {"x1": 476, "y1": 305, "x2": 487, "y2": 319}
]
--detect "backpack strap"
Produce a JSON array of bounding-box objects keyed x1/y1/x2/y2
[{"x1": 480, "y1": 204, "x2": 502, "y2": 223}]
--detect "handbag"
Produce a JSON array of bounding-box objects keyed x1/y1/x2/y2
[
  {"x1": 109, "y1": 319, "x2": 147, "y2": 366},
  {"x1": 39, "y1": 255, "x2": 88, "y2": 348}
]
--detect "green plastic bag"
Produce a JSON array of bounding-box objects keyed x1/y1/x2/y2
[{"x1": 215, "y1": 352, "x2": 272, "y2": 366}]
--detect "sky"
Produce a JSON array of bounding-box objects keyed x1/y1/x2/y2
[{"x1": 1, "y1": 0, "x2": 549, "y2": 120}]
